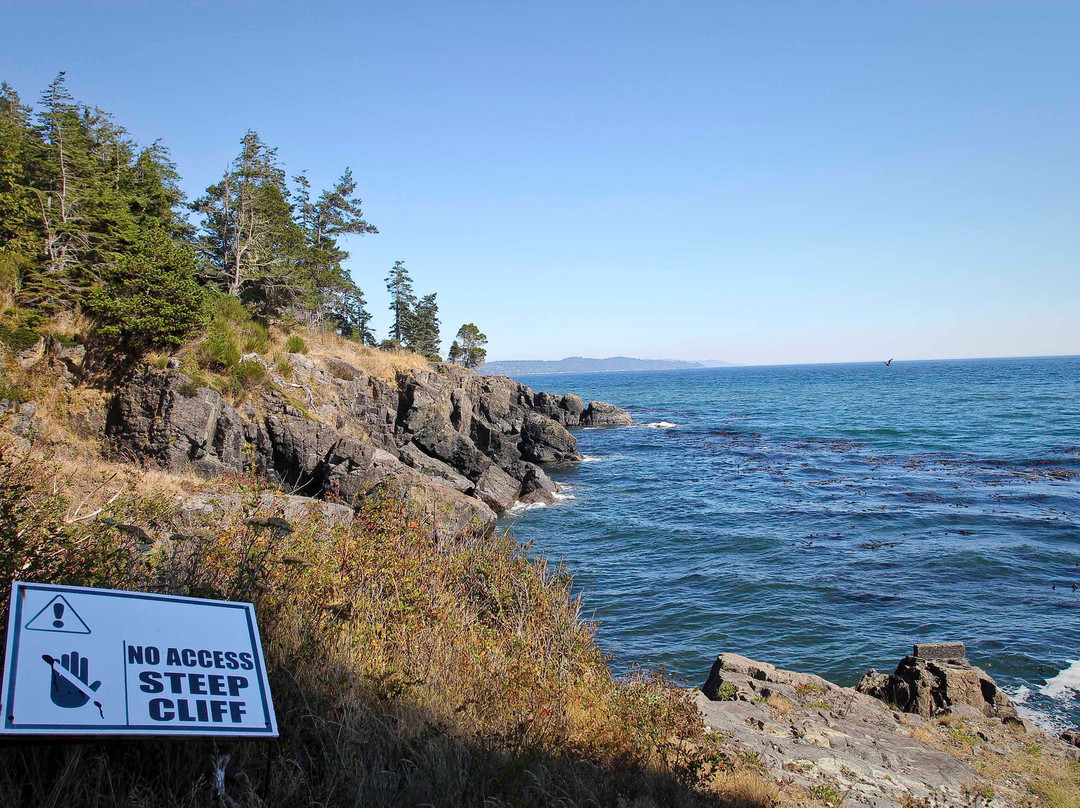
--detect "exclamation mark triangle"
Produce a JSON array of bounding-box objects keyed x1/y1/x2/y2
[{"x1": 24, "y1": 595, "x2": 91, "y2": 634}]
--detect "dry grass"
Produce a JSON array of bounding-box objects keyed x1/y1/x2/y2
[
  {"x1": 767, "y1": 694, "x2": 794, "y2": 716},
  {"x1": 902, "y1": 714, "x2": 1080, "y2": 808},
  {"x1": 0, "y1": 441, "x2": 775, "y2": 807},
  {"x1": 304, "y1": 328, "x2": 433, "y2": 383}
]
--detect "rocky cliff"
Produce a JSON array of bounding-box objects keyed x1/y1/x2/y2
[{"x1": 103, "y1": 352, "x2": 632, "y2": 536}]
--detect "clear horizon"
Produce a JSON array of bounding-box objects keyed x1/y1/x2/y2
[
  {"x1": 488, "y1": 351, "x2": 1080, "y2": 370},
  {"x1": 3, "y1": 1, "x2": 1078, "y2": 365}
]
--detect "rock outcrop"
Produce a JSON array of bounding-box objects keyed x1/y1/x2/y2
[
  {"x1": 105, "y1": 356, "x2": 628, "y2": 535},
  {"x1": 580, "y1": 400, "x2": 632, "y2": 426},
  {"x1": 698, "y1": 651, "x2": 1069, "y2": 808},
  {"x1": 855, "y1": 642, "x2": 1019, "y2": 722}
]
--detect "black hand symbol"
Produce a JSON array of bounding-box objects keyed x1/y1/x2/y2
[{"x1": 43, "y1": 652, "x2": 101, "y2": 710}]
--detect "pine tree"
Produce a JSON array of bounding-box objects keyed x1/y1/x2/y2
[
  {"x1": 88, "y1": 224, "x2": 208, "y2": 351},
  {"x1": 0, "y1": 82, "x2": 43, "y2": 291},
  {"x1": 291, "y1": 168, "x2": 377, "y2": 328},
  {"x1": 410, "y1": 293, "x2": 440, "y2": 358},
  {"x1": 192, "y1": 131, "x2": 304, "y2": 312},
  {"x1": 385, "y1": 260, "x2": 415, "y2": 344}
]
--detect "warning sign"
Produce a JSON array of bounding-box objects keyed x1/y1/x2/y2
[
  {"x1": 1, "y1": 582, "x2": 277, "y2": 737},
  {"x1": 24, "y1": 595, "x2": 91, "y2": 635}
]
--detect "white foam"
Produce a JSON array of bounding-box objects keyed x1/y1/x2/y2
[
  {"x1": 1040, "y1": 659, "x2": 1080, "y2": 700},
  {"x1": 553, "y1": 491, "x2": 576, "y2": 501},
  {"x1": 504, "y1": 501, "x2": 551, "y2": 515},
  {"x1": 581, "y1": 454, "x2": 632, "y2": 463},
  {"x1": 643, "y1": 421, "x2": 678, "y2": 429}
]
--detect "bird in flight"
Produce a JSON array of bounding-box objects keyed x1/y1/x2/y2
[{"x1": 884, "y1": 358, "x2": 894, "y2": 366}]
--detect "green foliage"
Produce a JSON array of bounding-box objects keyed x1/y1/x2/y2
[
  {"x1": 808, "y1": 782, "x2": 845, "y2": 804},
  {"x1": 88, "y1": 226, "x2": 209, "y2": 351},
  {"x1": 385, "y1": 259, "x2": 415, "y2": 343},
  {"x1": 240, "y1": 319, "x2": 269, "y2": 353},
  {"x1": 199, "y1": 325, "x2": 241, "y2": 369},
  {"x1": 233, "y1": 358, "x2": 268, "y2": 388},
  {"x1": 0, "y1": 323, "x2": 39, "y2": 352},
  {"x1": 285, "y1": 334, "x2": 307, "y2": 354},
  {"x1": 715, "y1": 682, "x2": 738, "y2": 701},
  {"x1": 452, "y1": 323, "x2": 488, "y2": 369}
]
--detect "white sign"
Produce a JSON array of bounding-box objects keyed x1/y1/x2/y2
[{"x1": 1, "y1": 581, "x2": 277, "y2": 737}]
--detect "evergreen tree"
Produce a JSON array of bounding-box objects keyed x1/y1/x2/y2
[
  {"x1": 192, "y1": 131, "x2": 304, "y2": 312},
  {"x1": 88, "y1": 225, "x2": 208, "y2": 351},
  {"x1": 291, "y1": 168, "x2": 377, "y2": 328},
  {"x1": 0, "y1": 82, "x2": 43, "y2": 291},
  {"x1": 410, "y1": 292, "x2": 440, "y2": 358},
  {"x1": 452, "y1": 323, "x2": 487, "y2": 369},
  {"x1": 385, "y1": 260, "x2": 415, "y2": 343}
]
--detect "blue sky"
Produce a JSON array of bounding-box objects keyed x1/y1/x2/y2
[{"x1": 3, "y1": 1, "x2": 1078, "y2": 364}]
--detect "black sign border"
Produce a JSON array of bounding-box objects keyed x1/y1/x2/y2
[{"x1": 3, "y1": 582, "x2": 277, "y2": 737}]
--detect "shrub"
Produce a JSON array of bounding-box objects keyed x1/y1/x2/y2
[
  {"x1": 87, "y1": 227, "x2": 209, "y2": 352},
  {"x1": 198, "y1": 324, "x2": 241, "y2": 369},
  {"x1": 714, "y1": 682, "x2": 739, "y2": 701},
  {"x1": 285, "y1": 334, "x2": 307, "y2": 354},
  {"x1": 233, "y1": 358, "x2": 268, "y2": 389},
  {"x1": 0, "y1": 324, "x2": 40, "y2": 352},
  {"x1": 240, "y1": 320, "x2": 269, "y2": 353}
]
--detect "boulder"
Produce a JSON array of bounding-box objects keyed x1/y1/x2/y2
[
  {"x1": 559, "y1": 393, "x2": 585, "y2": 426},
  {"x1": 473, "y1": 463, "x2": 522, "y2": 511},
  {"x1": 856, "y1": 643, "x2": 1019, "y2": 722},
  {"x1": 581, "y1": 400, "x2": 632, "y2": 426},
  {"x1": 520, "y1": 412, "x2": 581, "y2": 463}
]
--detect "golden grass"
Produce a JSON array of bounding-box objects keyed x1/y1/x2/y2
[
  {"x1": 768, "y1": 693, "x2": 794, "y2": 716},
  {"x1": 304, "y1": 328, "x2": 433, "y2": 383}
]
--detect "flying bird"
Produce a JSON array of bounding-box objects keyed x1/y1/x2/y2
[{"x1": 884, "y1": 358, "x2": 894, "y2": 366}]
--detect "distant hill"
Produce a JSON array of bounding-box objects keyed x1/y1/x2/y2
[{"x1": 480, "y1": 356, "x2": 732, "y2": 376}]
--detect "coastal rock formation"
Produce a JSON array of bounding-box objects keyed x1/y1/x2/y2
[
  {"x1": 580, "y1": 400, "x2": 632, "y2": 426},
  {"x1": 697, "y1": 652, "x2": 1068, "y2": 808},
  {"x1": 105, "y1": 356, "x2": 622, "y2": 534},
  {"x1": 855, "y1": 642, "x2": 1019, "y2": 722}
]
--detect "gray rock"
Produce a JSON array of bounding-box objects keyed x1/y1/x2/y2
[
  {"x1": 397, "y1": 443, "x2": 474, "y2": 493},
  {"x1": 580, "y1": 400, "x2": 632, "y2": 426},
  {"x1": 474, "y1": 463, "x2": 522, "y2": 511},
  {"x1": 698, "y1": 653, "x2": 979, "y2": 808},
  {"x1": 856, "y1": 645, "x2": 1018, "y2": 722},
  {"x1": 913, "y1": 642, "x2": 966, "y2": 660},
  {"x1": 520, "y1": 412, "x2": 581, "y2": 463}
]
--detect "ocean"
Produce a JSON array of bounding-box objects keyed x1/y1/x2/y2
[{"x1": 499, "y1": 356, "x2": 1080, "y2": 732}]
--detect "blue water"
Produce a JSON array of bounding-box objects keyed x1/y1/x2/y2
[{"x1": 501, "y1": 356, "x2": 1080, "y2": 731}]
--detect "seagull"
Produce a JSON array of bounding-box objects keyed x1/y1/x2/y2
[{"x1": 884, "y1": 358, "x2": 894, "y2": 366}]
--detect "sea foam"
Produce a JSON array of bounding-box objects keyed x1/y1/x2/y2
[
  {"x1": 1040, "y1": 659, "x2": 1080, "y2": 700},
  {"x1": 643, "y1": 421, "x2": 678, "y2": 429}
]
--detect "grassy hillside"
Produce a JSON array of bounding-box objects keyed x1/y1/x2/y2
[{"x1": 0, "y1": 434, "x2": 777, "y2": 808}]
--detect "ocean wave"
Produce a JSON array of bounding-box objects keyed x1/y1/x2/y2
[
  {"x1": 1040, "y1": 659, "x2": 1080, "y2": 700},
  {"x1": 503, "y1": 490, "x2": 577, "y2": 516},
  {"x1": 581, "y1": 454, "x2": 633, "y2": 463},
  {"x1": 643, "y1": 421, "x2": 678, "y2": 429},
  {"x1": 504, "y1": 501, "x2": 551, "y2": 515}
]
